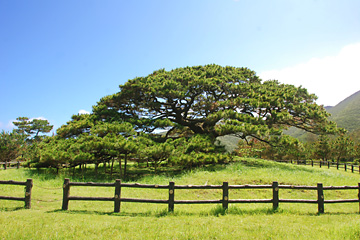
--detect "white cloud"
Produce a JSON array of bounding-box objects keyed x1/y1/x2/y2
[
  {"x1": 30, "y1": 116, "x2": 47, "y2": 121},
  {"x1": 259, "y1": 42, "x2": 360, "y2": 106},
  {"x1": 78, "y1": 109, "x2": 90, "y2": 115},
  {"x1": 0, "y1": 120, "x2": 15, "y2": 131},
  {"x1": 6, "y1": 121, "x2": 15, "y2": 129}
]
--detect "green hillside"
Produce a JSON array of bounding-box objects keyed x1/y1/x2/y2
[
  {"x1": 285, "y1": 90, "x2": 360, "y2": 142},
  {"x1": 327, "y1": 90, "x2": 360, "y2": 133}
]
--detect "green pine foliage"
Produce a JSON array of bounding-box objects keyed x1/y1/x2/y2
[
  {"x1": 0, "y1": 130, "x2": 26, "y2": 163},
  {"x1": 94, "y1": 64, "x2": 336, "y2": 142}
]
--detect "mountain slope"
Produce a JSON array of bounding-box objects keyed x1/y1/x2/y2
[
  {"x1": 327, "y1": 90, "x2": 360, "y2": 133},
  {"x1": 285, "y1": 90, "x2": 360, "y2": 141}
]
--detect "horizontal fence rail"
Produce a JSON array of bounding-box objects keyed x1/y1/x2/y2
[
  {"x1": 0, "y1": 161, "x2": 22, "y2": 170},
  {"x1": 61, "y1": 179, "x2": 360, "y2": 214},
  {"x1": 0, "y1": 179, "x2": 33, "y2": 209},
  {"x1": 274, "y1": 159, "x2": 360, "y2": 174}
]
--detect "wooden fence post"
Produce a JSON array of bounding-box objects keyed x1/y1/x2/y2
[
  {"x1": 317, "y1": 183, "x2": 324, "y2": 214},
  {"x1": 17, "y1": 161, "x2": 20, "y2": 169},
  {"x1": 337, "y1": 162, "x2": 339, "y2": 169},
  {"x1": 168, "y1": 181, "x2": 175, "y2": 212},
  {"x1": 320, "y1": 161, "x2": 322, "y2": 168},
  {"x1": 328, "y1": 161, "x2": 330, "y2": 169},
  {"x1": 311, "y1": 160, "x2": 313, "y2": 167},
  {"x1": 272, "y1": 181, "x2": 279, "y2": 210},
  {"x1": 358, "y1": 183, "x2": 360, "y2": 213},
  {"x1": 351, "y1": 165, "x2": 354, "y2": 173},
  {"x1": 345, "y1": 164, "x2": 347, "y2": 171},
  {"x1": 222, "y1": 182, "x2": 229, "y2": 210},
  {"x1": 62, "y1": 178, "x2": 70, "y2": 210},
  {"x1": 24, "y1": 179, "x2": 33, "y2": 209},
  {"x1": 114, "y1": 179, "x2": 121, "y2": 213}
]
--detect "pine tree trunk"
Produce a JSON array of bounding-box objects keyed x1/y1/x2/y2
[
  {"x1": 95, "y1": 163, "x2": 98, "y2": 175},
  {"x1": 119, "y1": 157, "x2": 122, "y2": 178},
  {"x1": 124, "y1": 154, "x2": 128, "y2": 178},
  {"x1": 110, "y1": 159, "x2": 114, "y2": 176}
]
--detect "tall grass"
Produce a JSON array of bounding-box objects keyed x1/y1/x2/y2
[{"x1": 1, "y1": 158, "x2": 360, "y2": 239}]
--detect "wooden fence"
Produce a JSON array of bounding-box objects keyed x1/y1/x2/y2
[
  {"x1": 274, "y1": 159, "x2": 360, "y2": 174},
  {"x1": 0, "y1": 179, "x2": 33, "y2": 209},
  {"x1": 0, "y1": 161, "x2": 22, "y2": 170},
  {"x1": 62, "y1": 178, "x2": 360, "y2": 214}
]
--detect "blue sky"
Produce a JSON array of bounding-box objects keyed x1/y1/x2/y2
[{"x1": 1, "y1": 0, "x2": 360, "y2": 133}]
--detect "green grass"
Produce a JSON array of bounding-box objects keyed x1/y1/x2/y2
[{"x1": 1, "y1": 158, "x2": 360, "y2": 239}]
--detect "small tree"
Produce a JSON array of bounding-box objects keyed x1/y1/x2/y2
[
  {"x1": 314, "y1": 134, "x2": 333, "y2": 161},
  {"x1": 271, "y1": 136, "x2": 304, "y2": 160},
  {"x1": 140, "y1": 140, "x2": 174, "y2": 173},
  {"x1": 29, "y1": 136, "x2": 78, "y2": 173},
  {"x1": 56, "y1": 114, "x2": 138, "y2": 176},
  {"x1": 332, "y1": 130, "x2": 355, "y2": 163},
  {"x1": 0, "y1": 130, "x2": 26, "y2": 166},
  {"x1": 353, "y1": 143, "x2": 360, "y2": 164},
  {"x1": 169, "y1": 135, "x2": 229, "y2": 168},
  {"x1": 13, "y1": 117, "x2": 53, "y2": 141},
  {"x1": 238, "y1": 135, "x2": 305, "y2": 160},
  {"x1": 236, "y1": 138, "x2": 267, "y2": 158}
]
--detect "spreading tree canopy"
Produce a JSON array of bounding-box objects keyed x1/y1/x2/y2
[{"x1": 94, "y1": 64, "x2": 337, "y2": 144}]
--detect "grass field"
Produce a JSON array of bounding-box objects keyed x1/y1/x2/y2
[{"x1": 1, "y1": 158, "x2": 360, "y2": 239}]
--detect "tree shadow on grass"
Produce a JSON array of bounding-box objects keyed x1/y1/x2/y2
[
  {"x1": 20, "y1": 161, "x2": 231, "y2": 183},
  {"x1": 239, "y1": 158, "x2": 319, "y2": 174},
  {"x1": 207, "y1": 205, "x2": 285, "y2": 217},
  {"x1": 19, "y1": 158, "x2": 324, "y2": 183},
  {"x1": 0, "y1": 206, "x2": 27, "y2": 212},
  {"x1": 25, "y1": 168, "x2": 63, "y2": 180},
  {"x1": 46, "y1": 209, "x2": 171, "y2": 218},
  {"x1": 45, "y1": 206, "x2": 357, "y2": 218}
]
